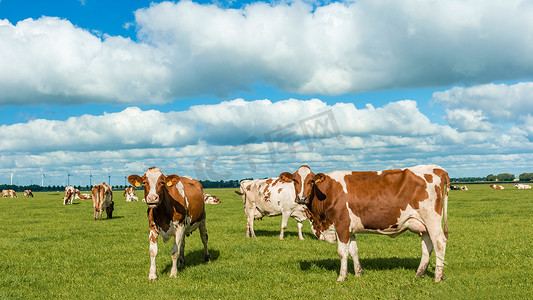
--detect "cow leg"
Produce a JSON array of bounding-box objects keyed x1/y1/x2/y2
[
  {"x1": 427, "y1": 224, "x2": 447, "y2": 282},
  {"x1": 348, "y1": 237, "x2": 363, "y2": 277},
  {"x1": 148, "y1": 229, "x2": 158, "y2": 280},
  {"x1": 337, "y1": 240, "x2": 350, "y2": 282},
  {"x1": 199, "y1": 219, "x2": 210, "y2": 263},
  {"x1": 297, "y1": 221, "x2": 304, "y2": 240},
  {"x1": 170, "y1": 225, "x2": 186, "y2": 278},
  {"x1": 416, "y1": 232, "x2": 434, "y2": 278},
  {"x1": 279, "y1": 211, "x2": 291, "y2": 240}
]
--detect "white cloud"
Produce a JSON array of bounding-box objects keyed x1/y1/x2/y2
[
  {"x1": 1, "y1": 98, "x2": 532, "y2": 185},
  {"x1": 444, "y1": 109, "x2": 492, "y2": 132},
  {"x1": 2, "y1": 0, "x2": 533, "y2": 105}
]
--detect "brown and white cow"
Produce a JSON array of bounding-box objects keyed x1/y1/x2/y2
[
  {"x1": 123, "y1": 187, "x2": 139, "y2": 202},
  {"x1": 128, "y1": 167, "x2": 209, "y2": 280},
  {"x1": 235, "y1": 178, "x2": 307, "y2": 240},
  {"x1": 2, "y1": 189, "x2": 17, "y2": 198},
  {"x1": 63, "y1": 186, "x2": 76, "y2": 205},
  {"x1": 203, "y1": 193, "x2": 221, "y2": 204},
  {"x1": 79, "y1": 193, "x2": 92, "y2": 200},
  {"x1": 92, "y1": 183, "x2": 114, "y2": 220},
  {"x1": 490, "y1": 184, "x2": 505, "y2": 190},
  {"x1": 514, "y1": 183, "x2": 531, "y2": 189},
  {"x1": 24, "y1": 190, "x2": 34, "y2": 197},
  {"x1": 279, "y1": 165, "x2": 449, "y2": 282}
]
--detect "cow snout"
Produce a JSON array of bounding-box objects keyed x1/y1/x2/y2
[
  {"x1": 146, "y1": 194, "x2": 159, "y2": 206},
  {"x1": 297, "y1": 196, "x2": 308, "y2": 204}
]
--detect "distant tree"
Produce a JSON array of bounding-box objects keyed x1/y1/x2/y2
[
  {"x1": 519, "y1": 173, "x2": 533, "y2": 182},
  {"x1": 486, "y1": 174, "x2": 497, "y2": 181},
  {"x1": 496, "y1": 173, "x2": 515, "y2": 181}
]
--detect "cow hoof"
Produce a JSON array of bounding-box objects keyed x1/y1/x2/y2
[
  {"x1": 435, "y1": 275, "x2": 445, "y2": 282},
  {"x1": 415, "y1": 272, "x2": 426, "y2": 278},
  {"x1": 170, "y1": 272, "x2": 177, "y2": 278},
  {"x1": 336, "y1": 276, "x2": 347, "y2": 282},
  {"x1": 149, "y1": 275, "x2": 158, "y2": 281},
  {"x1": 279, "y1": 235, "x2": 284, "y2": 240},
  {"x1": 355, "y1": 270, "x2": 363, "y2": 277},
  {"x1": 204, "y1": 255, "x2": 211, "y2": 263}
]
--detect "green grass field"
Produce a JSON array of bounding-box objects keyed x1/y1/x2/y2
[{"x1": 1, "y1": 184, "x2": 531, "y2": 299}]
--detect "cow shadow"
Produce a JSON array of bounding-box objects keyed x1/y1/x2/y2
[
  {"x1": 253, "y1": 229, "x2": 316, "y2": 239},
  {"x1": 161, "y1": 249, "x2": 220, "y2": 273},
  {"x1": 299, "y1": 257, "x2": 422, "y2": 275}
]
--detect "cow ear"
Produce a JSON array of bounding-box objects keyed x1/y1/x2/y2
[
  {"x1": 127, "y1": 175, "x2": 142, "y2": 187},
  {"x1": 165, "y1": 175, "x2": 180, "y2": 187},
  {"x1": 314, "y1": 173, "x2": 326, "y2": 184},
  {"x1": 279, "y1": 172, "x2": 293, "y2": 182}
]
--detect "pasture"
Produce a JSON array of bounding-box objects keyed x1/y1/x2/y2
[{"x1": 0, "y1": 184, "x2": 531, "y2": 299}]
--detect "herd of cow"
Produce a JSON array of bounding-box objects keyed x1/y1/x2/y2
[{"x1": 3, "y1": 165, "x2": 530, "y2": 283}]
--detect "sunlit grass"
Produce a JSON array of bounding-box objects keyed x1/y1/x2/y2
[{"x1": 0, "y1": 185, "x2": 531, "y2": 298}]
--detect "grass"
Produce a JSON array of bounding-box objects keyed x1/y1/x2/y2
[{"x1": 0, "y1": 184, "x2": 531, "y2": 299}]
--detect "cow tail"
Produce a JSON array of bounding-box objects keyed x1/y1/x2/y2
[{"x1": 443, "y1": 172, "x2": 449, "y2": 239}]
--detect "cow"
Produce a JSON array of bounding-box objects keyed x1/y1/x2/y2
[
  {"x1": 460, "y1": 186, "x2": 468, "y2": 191},
  {"x1": 490, "y1": 184, "x2": 504, "y2": 190},
  {"x1": 79, "y1": 193, "x2": 92, "y2": 200},
  {"x1": 234, "y1": 178, "x2": 307, "y2": 240},
  {"x1": 2, "y1": 190, "x2": 17, "y2": 198},
  {"x1": 203, "y1": 193, "x2": 221, "y2": 204},
  {"x1": 63, "y1": 186, "x2": 76, "y2": 205},
  {"x1": 279, "y1": 165, "x2": 449, "y2": 282},
  {"x1": 92, "y1": 183, "x2": 114, "y2": 220},
  {"x1": 128, "y1": 167, "x2": 209, "y2": 280},
  {"x1": 124, "y1": 187, "x2": 139, "y2": 202},
  {"x1": 514, "y1": 183, "x2": 532, "y2": 189},
  {"x1": 451, "y1": 185, "x2": 468, "y2": 191},
  {"x1": 23, "y1": 190, "x2": 34, "y2": 197}
]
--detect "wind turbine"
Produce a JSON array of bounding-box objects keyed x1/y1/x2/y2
[
  {"x1": 10, "y1": 170, "x2": 14, "y2": 185},
  {"x1": 41, "y1": 169, "x2": 46, "y2": 187},
  {"x1": 67, "y1": 171, "x2": 71, "y2": 186},
  {"x1": 89, "y1": 171, "x2": 93, "y2": 187}
]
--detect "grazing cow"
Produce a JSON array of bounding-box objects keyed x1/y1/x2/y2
[
  {"x1": 450, "y1": 185, "x2": 461, "y2": 190},
  {"x1": 63, "y1": 186, "x2": 76, "y2": 205},
  {"x1": 128, "y1": 167, "x2": 209, "y2": 280},
  {"x1": 460, "y1": 186, "x2": 468, "y2": 191},
  {"x1": 490, "y1": 184, "x2": 505, "y2": 190},
  {"x1": 24, "y1": 190, "x2": 34, "y2": 197},
  {"x1": 203, "y1": 193, "x2": 221, "y2": 204},
  {"x1": 279, "y1": 165, "x2": 449, "y2": 282},
  {"x1": 514, "y1": 183, "x2": 532, "y2": 189},
  {"x1": 92, "y1": 183, "x2": 114, "y2": 220},
  {"x1": 2, "y1": 189, "x2": 17, "y2": 198},
  {"x1": 234, "y1": 178, "x2": 307, "y2": 240},
  {"x1": 124, "y1": 187, "x2": 139, "y2": 202}
]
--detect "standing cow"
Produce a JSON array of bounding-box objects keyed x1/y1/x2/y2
[
  {"x1": 92, "y1": 183, "x2": 114, "y2": 220},
  {"x1": 279, "y1": 165, "x2": 449, "y2": 282},
  {"x1": 63, "y1": 186, "x2": 76, "y2": 205},
  {"x1": 235, "y1": 178, "x2": 307, "y2": 240},
  {"x1": 128, "y1": 167, "x2": 209, "y2": 280}
]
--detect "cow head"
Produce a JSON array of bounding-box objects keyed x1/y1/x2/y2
[
  {"x1": 106, "y1": 201, "x2": 114, "y2": 218},
  {"x1": 279, "y1": 165, "x2": 326, "y2": 205},
  {"x1": 128, "y1": 167, "x2": 166, "y2": 208}
]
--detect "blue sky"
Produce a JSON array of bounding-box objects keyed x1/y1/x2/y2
[{"x1": 1, "y1": 0, "x2": 532, "y2": 186}]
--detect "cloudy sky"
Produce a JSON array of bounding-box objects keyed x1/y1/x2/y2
[{"x1": 1, "y1": 0, "x2": 532, "y2": 186}]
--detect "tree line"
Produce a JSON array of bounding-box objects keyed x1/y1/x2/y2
[{"x1": 452, "y1": 173, "x2": 533, "y2": 183}]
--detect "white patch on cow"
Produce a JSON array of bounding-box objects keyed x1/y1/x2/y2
[
  {"x1": 406, "y1": 165, "x2": 441, "y2": 180},
  {"x1": 145, "y1": 167, "x2": 163, "y2": 197},
  {"x1": 328, "y1": 171, "x2": 351, "y2": 194},
  {"x1": 297, "y1": 166, "x2": 311, "y2": 198},
  {"x1": 159, "y1": 221, "x2": 180, "y2": 243},
  {"x1": 346, "y1": 202, "x2": 364, "y2": 233},
  {"x1": 320, "y1": 223, "x2": 337, "y2": 243},
  {"x1": 176, "y1": 181, "x2": 190, "y2": 218}
]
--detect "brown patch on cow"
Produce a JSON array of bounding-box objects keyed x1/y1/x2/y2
[
  {"x1": 278, "y1": 188, "x2": 283, "y2": 193},
  {"x1": 424, "y1": 174, "x2": 433, "y2": 183},
  {"x1": 344, "y1": 170, "x2": 428, "y2": 230},
  {"x1": 432, "y1": 168, "x2": 449, "y2": 216}
]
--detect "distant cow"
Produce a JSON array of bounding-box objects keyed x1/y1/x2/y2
[
  {"x1": 123, "y1": 187, "x2": 139, "y2": 202},
  {"x1": 79, "y1": 193, "x2": 92, "y2": 200},
  {"x1": 63, "y1": 186, "x2": 76, "y2": 205},
  {"x1": 128, "y1": 167, "x2": 209, "y2": 280},
  {"x1": 23, "y1": 190, "x2": 34, "y2": 197},
  {"x1": 514, "y1": 183, "x2": 532, "y2": 189},
  {"x1": 279, "y1": 165, "x2": 449, "y2": 282},
  {"x1": 461, "y1": 186, "x2": 468, "y2": 190},
  {"x1": 235, "y1": 178, "x2": 307, "y2": 240},
  {"x1": 203, "y1": 193, "x2": 221, "y2": 204},
  {"x1": 2, "y1": 190, "x2": 17, "y2": 198},
  {"x1": 92, "y1": 183, "x2": 114, "y2": 220},
  {"x1": 451, "y1": 185, "x2": 468, "y2": 191},
  {"x1": 490, "y1": 184, "x2": 504, "y2": 190}
]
